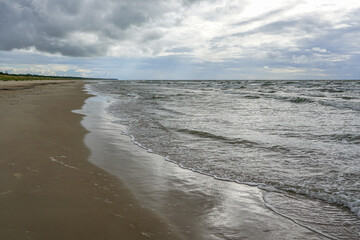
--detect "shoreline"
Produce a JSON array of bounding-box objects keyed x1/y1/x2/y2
[
  {"x1": 0, "y1": 81, "x2": 181, "y2": 239},
  {"x1": 81, "y1": 83, "x2": 329, "y2": 239}
]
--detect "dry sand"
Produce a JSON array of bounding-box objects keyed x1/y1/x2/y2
[{"x1": 0, "y1": 81, "x2": 180, "y2": 240}]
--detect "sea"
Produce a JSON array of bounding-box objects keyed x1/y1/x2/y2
[{"x1": 89, "y1": 80, "x2": 360, "y2": 239}]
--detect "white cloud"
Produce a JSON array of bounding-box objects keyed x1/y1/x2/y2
[
  {"x1": 0, "y1": 63, "x2": 92, "y2": 76},
  {"x1": 312, "y1": 47, "x2": 328, "y2": 53},
  {"x1": 292, "y1": 55, "x2": 309, "y2": 64},
  {"x1": 270, "y1": 67, "x2": 306, "y2": 74}
]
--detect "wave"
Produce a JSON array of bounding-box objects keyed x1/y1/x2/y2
[
  {"x1": 157, "y1": 106, "x2": 187, "y2": 116},
  {"x1": 175, "y1": 128, "x2": 260, "y2": 147},
  {"x1": 236, "y1": 93, "x2": 315, "y2": 104},
  {"x1": 243, "y1": 95, "x2": 261, "y2": 99},
  {"x1": 175, "y1": 128, "x2": 229, "y2": 141},
  {"x1": 289, "y1": 97, "x2": 314, "y2": 103},
  {"x1": 263, "y1": 192, "x2": 360, "y2": 240},
  {"x1": 318, "y1": 100, "x2": 360, "y2": 111},
  {"x1": 126, "y1": 128, "x2": 360, "y2": 239},
  {"x1": 341, "y1": 96, "x2": 357, "y2": 100},
  {"x1": 319, "y1": 88, "x2": 346, "y2": 93},
  {"x1": 326, "y1": 133, "x2": 360, "y2": 144}
]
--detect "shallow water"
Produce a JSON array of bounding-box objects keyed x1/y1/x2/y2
[
  {"x1": 80, "y1": 91, "x2": 325, "y2": 239},
  {"x1": 89, "y1": 80, "x2": 360, "y2": 239}
]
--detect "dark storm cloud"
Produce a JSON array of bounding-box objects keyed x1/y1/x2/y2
[{"x1": 0, "y1": 0, "x2": 186, "y2": 56}]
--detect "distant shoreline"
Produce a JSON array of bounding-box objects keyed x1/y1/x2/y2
[{"x1": 0, "y1": 72, "x2": 117, "y2": 81}]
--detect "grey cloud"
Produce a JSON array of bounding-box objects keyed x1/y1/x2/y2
[
  {"x1": 182, "y1": 0, "x2": 205, "y2": 6},
  {"x1": 294, "y1": 8, "x2": 360, "y2": 58},
  {"x1": 48, "y1": 0, "x2": 82, "y2": 15},
  {"x1": 209, "y1": 12, "x2": 332, "y2": 45},
  {"x1": 209, "y1": 13, "x2": 333, "y2": 56},
  {"x1": 165, "y1": 47, "x2": 193, "y2": 53},
  {"x1": 142, "y1": 31, "x2": 163, "y2": 43},
  {"x1": 1, "y1": 0, "x2": 360, "y2": 74},
  {"x1": 266, "y1": 51, "x2": 282, "y2": 59},
  {"x1": 0, "y1": 0, "x2": 196, "y2": 57},
  {"x1": 107, "y1": 6, "x2": 147, "y2": 30},
  {"x1": 233, "y1": 5, "x2": 295, "y2": 27},
  {"x1": 233, "y1": 16, "x2": 331, "y2": 37}
]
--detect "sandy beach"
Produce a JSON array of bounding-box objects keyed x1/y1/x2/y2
[{"x1": 0, "y1": 81, "x2": 180, "y2": 240}]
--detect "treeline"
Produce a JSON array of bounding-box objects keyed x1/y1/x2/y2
[{"x1": 0, "y1": 72, "x2": 117, "y2": 81}]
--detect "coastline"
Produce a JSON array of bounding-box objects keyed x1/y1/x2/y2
[
  {"x1": 81, "y1": 83, "x2": 328, "y2": 240},
  {"x1": 0, "y1": 81, "x2": 180, "y2": 240}
]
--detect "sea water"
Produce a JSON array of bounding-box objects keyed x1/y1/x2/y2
[{"x1": 90, "y1": 80, "x2": 360, "y2": 239}]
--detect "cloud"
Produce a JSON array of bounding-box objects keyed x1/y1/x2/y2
[
  {"x1": 0, "y1": 0, "x2": 184, "y2": 56},
  {"x1": 312, "y1": 47, "x2": 328, "y2": 53},
  {"x1": 1, "y1": 0, "x2": 360, "y2": 59},
  {"x1": 1, "y1": 0, "x2": 360, "y2": 79},
  {"x1": 0, "y1": 63, "x2": 92, "y2": 77},
  {"x1": 165, "y1": 47, "x2": 193, "y2": 53},
  {"x1": 292, "y1": 55, "x2": 309, "y2": 64},
  {"x1": 266, "y1": 51, "x2": 282, "y2": 59}
]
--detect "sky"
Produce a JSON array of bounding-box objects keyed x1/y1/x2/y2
[{"x1": 1, "y1": 0, "x2": 360, "y2": 80}]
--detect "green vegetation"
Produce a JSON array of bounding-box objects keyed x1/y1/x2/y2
[{"x1": 0, "y1": 72, "x2": 116, "y2": 81}]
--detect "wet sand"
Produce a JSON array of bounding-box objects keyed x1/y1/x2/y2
[
  {"x1": 0, "y1": 81, "x2": 180, "y2": 240},
  {"x1": 80, "y1": 86, "x2": 328, "y2": 240}
]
